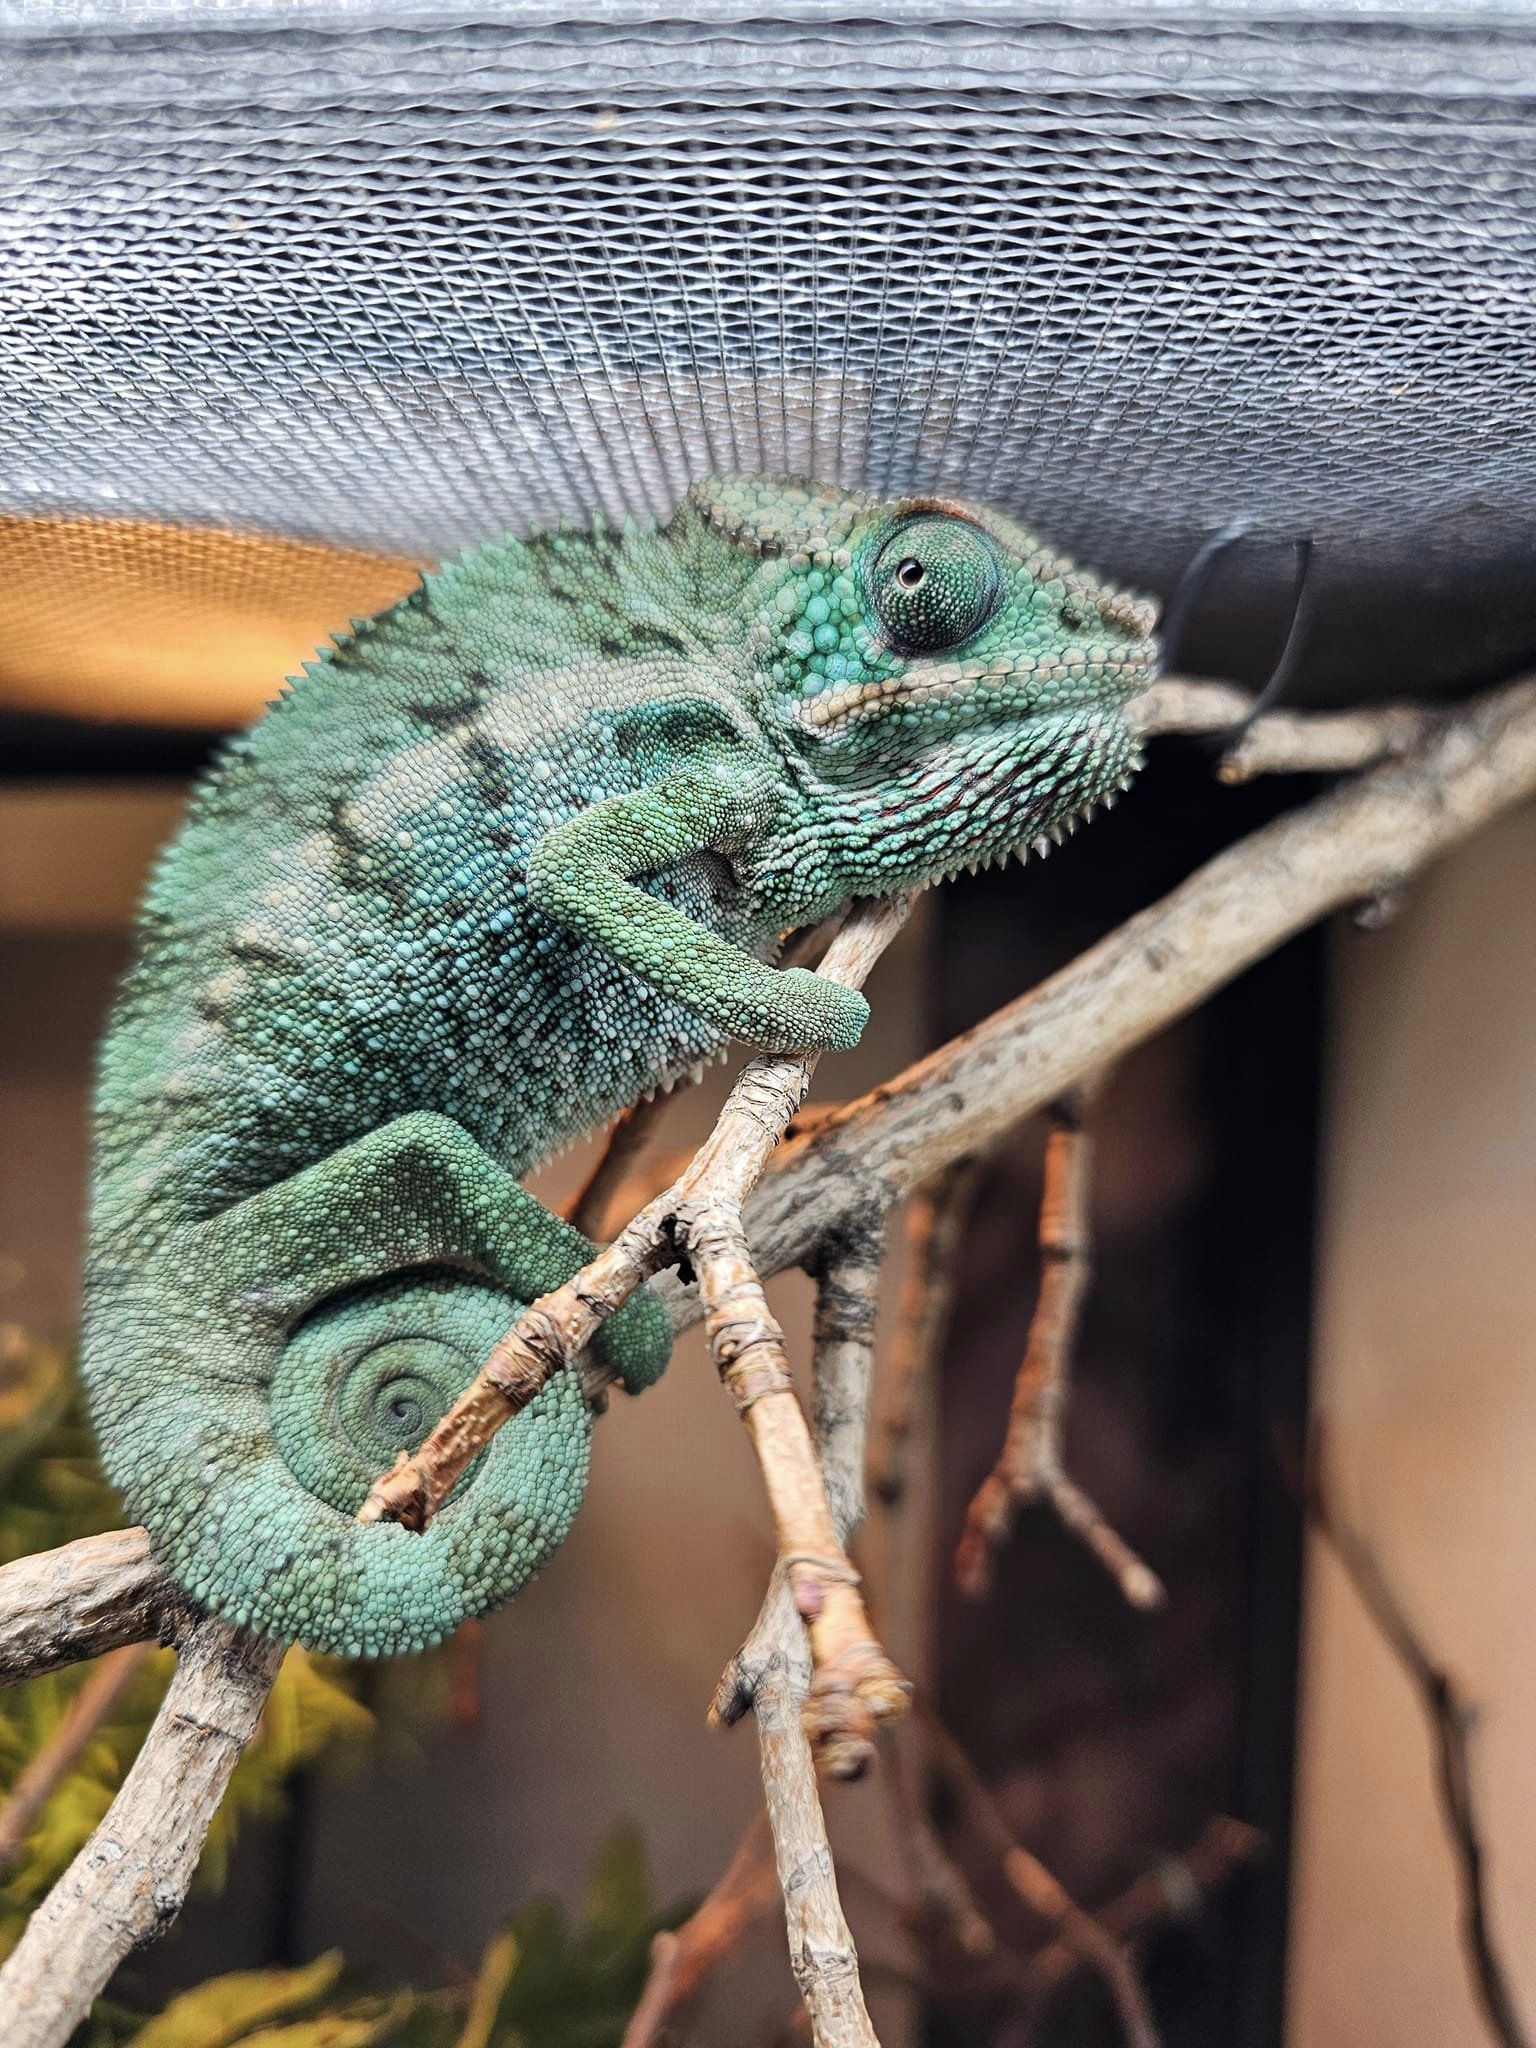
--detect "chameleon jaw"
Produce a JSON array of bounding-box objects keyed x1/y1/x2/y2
[{"x1": 793, "y1": 648, "x2": 1156, "y2": 734}]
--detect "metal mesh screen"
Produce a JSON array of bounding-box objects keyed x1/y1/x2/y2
[{"x1": 3, "y1": 2, "x2": 1536, "y2": 710}]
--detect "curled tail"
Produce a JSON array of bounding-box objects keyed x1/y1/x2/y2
[{"x1": 82, "y1": 1112, "x2": 670, "y2": 1657}]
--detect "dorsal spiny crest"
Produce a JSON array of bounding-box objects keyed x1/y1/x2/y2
[{"x1": 688, "y1": 474, "x2": 874, "y2": 559}]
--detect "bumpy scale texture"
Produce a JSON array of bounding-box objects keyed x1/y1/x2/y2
[{"x1": 83, "y1": 476, "x2": 1158, "y2": 1656}]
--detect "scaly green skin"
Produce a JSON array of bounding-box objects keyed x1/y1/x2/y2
[{"x1": 82, "y1": 476, "x2": 1157, "y2": 1656}]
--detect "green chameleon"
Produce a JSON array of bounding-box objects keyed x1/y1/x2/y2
[{"x1": 82, "y1": 476, "x2": 1157, "y2": 1657}]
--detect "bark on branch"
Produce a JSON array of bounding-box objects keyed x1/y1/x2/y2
[
  {"x1": 0, "y1": 1617, "x2": 284, "y2": 2048},
  {"x1": 0, "y1": 1529, "x2": 182, "y2": 1689}
]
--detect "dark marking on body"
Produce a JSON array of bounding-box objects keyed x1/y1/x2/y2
[
  {"x1": 228, "y1": 936, "x2": 296, "y2": 971},
  {"x1": 461, "y1": 734, "x2": 514, "y2": 811},
  {"x1": 328, "y1": 793, "x2": 411, "y2": 908},
  {"x1": 627, "y1": 622, "x2": 690, "y2": 658}
]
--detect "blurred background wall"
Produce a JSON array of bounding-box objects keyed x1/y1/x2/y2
[{"x1": 1289, "y1": 803, "x2": 1536, "y2": 2047}]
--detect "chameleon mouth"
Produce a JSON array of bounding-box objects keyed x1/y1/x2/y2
[{"x1": 795, "y1": 644, "x2": 1157, "y2": 733}]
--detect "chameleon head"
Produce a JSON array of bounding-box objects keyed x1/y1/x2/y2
[{"x1": 693, "y1": 475, "x2": 1158, "y2": 892}]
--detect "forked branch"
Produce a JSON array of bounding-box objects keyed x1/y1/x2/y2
[
  {"x1": 0, "y1": 1617, "x2": 284, "y2": 2048},
  {"x1": 955, "y1": 1080, "x2": 1163, "y2": 1609}
]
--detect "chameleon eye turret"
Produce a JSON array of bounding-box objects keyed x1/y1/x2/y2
[
  {"x1": 83, "y1": 473, "x2": 1150, "y2": 1654},
  {"x1": 867, "y1": 514, "x2": 1005, "y2": 654}
]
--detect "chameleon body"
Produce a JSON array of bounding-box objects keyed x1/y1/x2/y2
[{"x1": 82, "y1": 476, "x2": 1157, "y2": 1656}]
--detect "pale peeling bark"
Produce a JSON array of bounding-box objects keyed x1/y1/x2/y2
[
  {"x1": 0, "y1": 1618, "x2": 284, "y2": 2048},
  {"x1": 0, "y1": 1529, "x2": 181, "y2": 1689}
]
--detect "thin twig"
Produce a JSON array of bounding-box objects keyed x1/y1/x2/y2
[
  {"x1": 884, "y1": 1715, "x2": 995, "y2": 1959},
  {"x1": 955, "y1": 1083, "x2": 1163, "y2": 1609},
  {"x1": 869, "y1": 1160, "x2": 980, "y2": 1507},
  {"x1": 0, "y1": 1640, "x2": 155, "y2": 1873},
  {"x1": 0, "y1": 1616, "x2": 285, "y2": 2048},
  {"x1": 1131, "y1": 676, "x2": 1438, "y2": 782},
  {"x1": 622, "y1": 1814, "x2": 779, "y2": 2048},
  {"x1": 1306, "y1": 1444, "x2": 1532, "y2": 2048},
  {"x1": 920, "y1": 1707, "x2": 1161, "y2": 2048}
]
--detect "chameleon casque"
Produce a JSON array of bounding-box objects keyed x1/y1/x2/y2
[{"x1": 82, "y1": 476, "x2": 1158, "y2": 1657}]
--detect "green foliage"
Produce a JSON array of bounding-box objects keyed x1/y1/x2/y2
[
  {"x1": 0, "y1": 1335, "x2": 373, "y2": 1957},
  {"x1": 0, "y1": 1334, "x2": 675, "y2": 2048},
  {"x1": 129, "y1": 1951, "x2": 348, "y2": 2048},
  {"x1": 456, "y1": 1825, "x2": 664, "y2": 2048},
  {"x1": 97, "y1": 1828, "x2": 667, "y2": 2048}
]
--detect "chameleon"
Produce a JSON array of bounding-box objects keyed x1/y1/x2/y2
[{"x1": 81, "y1": 475, "x2": 1157, "y2": 1658}]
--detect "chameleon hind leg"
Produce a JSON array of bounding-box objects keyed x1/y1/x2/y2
[
  {"x1": 191, "y1": 1108, "x2": 671, "y2": 1391},
  {"x1": 86, "y1": 1111, "x2": 669, "y2": 1655}
]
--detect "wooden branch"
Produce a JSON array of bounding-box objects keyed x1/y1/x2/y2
[
  {"x1": 955, "y1": 1082, "x2": 1163, "y2": 1609},
  {"x1": 1130, "y1": 676, "x2": 1439, "y2": 782},
  {"x1": 746, "y1": 1237, "x2": 889, "y2": 2048},
  {"x1": 711, "y1": 1223, "x2": 892, "y2": 1768},
  {"x1": 622, "y1": 1815, "x2": 779, "y2": 2048},
  {"x1": 743, "y1": 675, "x2": 1536, "y2": 1286},
  {"x1": 0, "y1": 1616, "x2": 285, "y2": 2048},
  {"x1": 869, "y1": 1159, "x2": 980, "y2": 1508},
  {"x1": 920, "y1": 1708, "x2": 1161, "y2": 2048},
  {"x1": 628, "y1": 1231, "x2": 893, "y2": 2048},
  {"x1": 694, "y1": 1204, "x2": 904, "y2": 1779},
  {"x1": 361, "y1": 900, "x2": 912, "y2": 1773},
  {"x1": 0, "y1": 1641, "x2": 154, "y2": 1873},
  {"x1": 753, "y1": 1587, "x2": 880, "y2": 2048},
  {"x1": 0, "y1": 1529, "x2": 181, "y2": 1689},
  {"x1": 1307, "y1": 1445, "x2": 1532, "y2": 2048}
]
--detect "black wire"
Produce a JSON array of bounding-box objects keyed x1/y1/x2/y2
[
  {"x1": 1159, "y1": 519, "x2": 1252, "y2": 670},
  {"x1": 1227, "y1": 536, "x2": 1316, "y2": 736},
  {"x1": 1161, "y1": 525, "x2": 1317, "y2": 741}
]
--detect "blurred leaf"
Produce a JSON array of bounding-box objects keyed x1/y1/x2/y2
[
  {"x1": 132, "y1": 1951, "x2": 345, "y2": 2048},
  {"x1": 0, "y1": 1326, "x2": 69, "y2": 1488},
  {"x1": 0, "y1": 1344, "x2": 375, "y2": 1967},
  {"x1": 582, "y1": 1826, "x2": 649, "y2": 1959},
  {"x1": 455, "y1": 1930, "x2": 520, "y2": 2048},
  {"x1": 239, "y1": 1992, "x2": 413, "y2": 2047},
  {"x1": 476, "y1": 1831, "x2": 666, "y2": 2048}
]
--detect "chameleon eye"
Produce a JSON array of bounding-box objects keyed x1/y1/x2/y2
[{"x1": 870, "y1": 515, "x2": 1004, "y2": 655}]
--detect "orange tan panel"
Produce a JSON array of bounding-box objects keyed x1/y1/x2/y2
[{"x1": 0, "y1": 514, "x2": 423, "y2": 729}]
